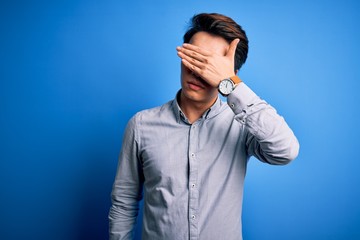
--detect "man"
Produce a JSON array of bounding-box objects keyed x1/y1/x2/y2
[{"x1": 109, "y1": 13, "x2": 299, "y2": 240}]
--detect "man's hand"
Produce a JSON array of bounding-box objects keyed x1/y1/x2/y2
[{"x1": 176, "y1": 38, "x2": 239, "y2": 88}]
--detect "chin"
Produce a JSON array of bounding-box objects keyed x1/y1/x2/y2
[{"x1": 181, "y1": 87, "x2": 217, "y2": 104}]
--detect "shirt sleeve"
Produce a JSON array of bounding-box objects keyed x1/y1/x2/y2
[
  {"x1": 227, "y1": 83, "x2": 300, "y2": 165},
  {"x1": 109, "y1": 114, "x2": 144, "y2": 240}
]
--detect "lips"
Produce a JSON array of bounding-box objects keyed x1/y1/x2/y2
[
  {"x1": 188, "y1": 72, "x2": 206, "y2": 89},
  {"x1": 188, "y1": 77, "x2": 206, "y2": 90},
  {"x1": 188, "y1": 81, "x2": 204, "y2": 91}
]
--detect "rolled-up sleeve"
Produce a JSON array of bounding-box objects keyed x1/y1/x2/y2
[
  {"x1": 109, "y1": 115, "x2": 144, "y2": 240},
  {"x1": 227, "y1": 83, "x2": 300, "y2": 165}
]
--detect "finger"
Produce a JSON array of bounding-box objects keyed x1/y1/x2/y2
[
  {"x1": 181, "y1": 58, "x2": 202, "y2": 75},
  {"x1": 177, "y1": 51, "x2": 205, "y2": 69},
  {"x1": 177, "y1": 47, "x2": 206, "y2": 63},
  {"x1": 182, "y1": 43, "x2": 212, "y2": 57},
  {"x1": 226, "y1": 38, "x2": 240, "y2": 58}
]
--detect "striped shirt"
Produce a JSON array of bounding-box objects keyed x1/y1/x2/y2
[{"x1": 109, "y1": 83, "x2": 299, "y2": 240}]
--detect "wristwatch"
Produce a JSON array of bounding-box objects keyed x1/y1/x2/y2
[{"x1": 218, "y1": 76, "x2": 242, "y2": 96}]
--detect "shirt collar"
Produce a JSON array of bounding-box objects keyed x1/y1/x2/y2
[{"x1": 172, "y1": 90, "x2": 223, "y2": 124}]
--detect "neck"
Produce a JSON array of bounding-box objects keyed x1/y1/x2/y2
[{"x1": 179, "y1": 92, "x2": 217, "y2": 124}]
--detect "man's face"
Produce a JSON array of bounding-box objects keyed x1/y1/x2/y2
[{"x1": 180, "y1": 31, "x2": 230, "y2": 104}]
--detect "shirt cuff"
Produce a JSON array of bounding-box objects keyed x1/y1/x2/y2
[{"x1": 227, "y1": 82, "x2": 259, "y2": 115}]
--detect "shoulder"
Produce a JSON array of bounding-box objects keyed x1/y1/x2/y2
[
  {"x1": 130, "y1": 100, "x2": 175, "y2": 126},
  {"x1": 125, "y1": 100, "x2": 176, "y2": 144}
]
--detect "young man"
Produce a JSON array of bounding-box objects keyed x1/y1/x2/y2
[{"x1": 109, "y1": 13, "x2": 299, "y2": 240}]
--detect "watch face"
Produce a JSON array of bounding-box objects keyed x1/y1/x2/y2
[{"x1": 219, "y1": 79, "x2": 234, "y2": 95}]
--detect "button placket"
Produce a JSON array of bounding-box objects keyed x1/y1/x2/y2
[{"x1": 188, "y1": 123, "x2": 199, "y2": 239}]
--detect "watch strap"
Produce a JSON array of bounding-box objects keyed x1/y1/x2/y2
[{"x1": 230, "y1": 75, "x2": 242, "y2": 85}]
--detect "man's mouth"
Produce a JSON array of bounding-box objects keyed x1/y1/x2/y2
[
  {"x1": 188, "y1": 81, "x2": 204, "y2": 91},
  {"x1": 189, "y1": 72, "x2": 206, "y2": 88}
]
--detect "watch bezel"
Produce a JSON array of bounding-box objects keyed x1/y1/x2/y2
[{"x1": 218, "y1": 78, "x2": 235, "y2": 96}]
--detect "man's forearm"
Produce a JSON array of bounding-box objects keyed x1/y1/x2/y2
[{"x1": 228, "y1": 83, "x2": 299, "y2": 164}]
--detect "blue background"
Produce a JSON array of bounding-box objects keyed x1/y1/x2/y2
[{"x1": 1, "y1": 0, "x2": 360, "y2": 239}]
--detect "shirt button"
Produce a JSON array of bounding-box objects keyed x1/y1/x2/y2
[
  {"x1": 230, "y1": 103, "x2": 235, "y2": 108},
  {"x1": 191, "y1": 183, "x2": 196, "y2": 188},
  {"x1": 191, "y1": 215, "x2": 196, "y2": 220},
  {"x1": 191, "y1": 153, "x2": 195, "y2": 157}
]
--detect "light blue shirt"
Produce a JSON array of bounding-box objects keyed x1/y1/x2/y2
[{"x1": 109, "y1": 83, "x2": 299, "y2": 240}]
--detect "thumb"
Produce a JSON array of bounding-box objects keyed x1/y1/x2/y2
[{"x1": 227, "y1": 38, "x2": 240, "y2": 58}]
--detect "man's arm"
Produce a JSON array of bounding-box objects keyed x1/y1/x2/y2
[
  {"x1": 176, "y1": 40, "x2": 299, "y2": 163},
  {"x1": 109, "y1": 115, "x2": 144, "y2": 240},
  {"x1": 228, "y1": 83, "x2": 299, "y2": 164}
]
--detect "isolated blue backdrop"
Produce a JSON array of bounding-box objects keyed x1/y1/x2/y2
[{"x1": 1, "y1": 0, "x2": 360, "y2": 239}]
